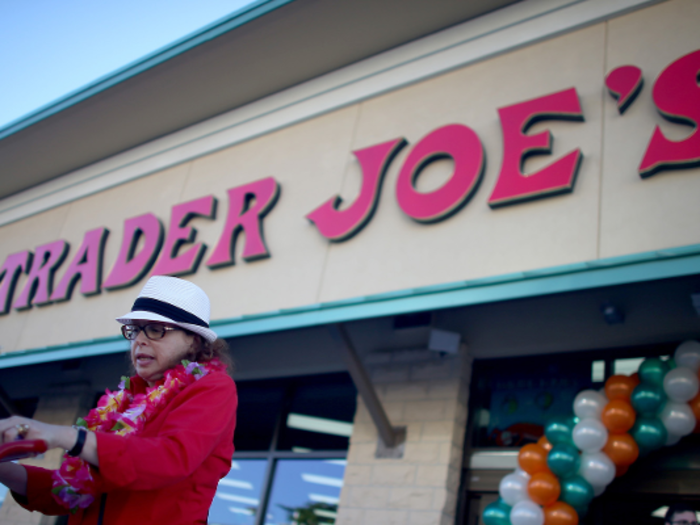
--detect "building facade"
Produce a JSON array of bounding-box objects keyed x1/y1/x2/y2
[{"x1": 0, "y1": 0, "x2": 699, "y2": 523}]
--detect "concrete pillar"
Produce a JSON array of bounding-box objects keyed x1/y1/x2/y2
[
  {"x1": 337, "y1": 345, "x2": 472, "y2": 525},
  {"x1": 0, "y1": 383, "x2": 93, "y2": 525}
]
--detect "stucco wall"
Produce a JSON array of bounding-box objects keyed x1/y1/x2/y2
[{"x1": 0, "y1": 0, "x2": 699, "y2": 353}]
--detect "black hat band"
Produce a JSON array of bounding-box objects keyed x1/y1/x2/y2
[{"x1": 131, "y1": 297, "x2": 209, "y2": 328}]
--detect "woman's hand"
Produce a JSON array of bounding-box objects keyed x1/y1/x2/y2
[
  {"x1": 0, "y1": 416, "x2": 73, "y2": 450},
  {"x1": 0, "y1": 416, "x2": 99, "y2": 467}
]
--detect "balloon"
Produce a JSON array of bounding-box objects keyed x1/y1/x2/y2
[
  {"x1": 527, "y1": 471, "x2": 560, "y2": 506},
  {"x1": 601, "y1": 400, "x2": 636, "y2": 433},
  {"x1": 560, "y1": 475, "x2": 594, "y2": 508},
  {"x1": 630, "y1": 373, "x2": 640, "y2": 387},
  {"x1": 615, "y1": 464, "x2": 629, "y2": 477},
  {"x1": 572, "y1": 418, "x2": 608, "y2": 452},
  {"x1": 630, "y1": 416, "x2": 667, "y2": 453},
  {"x1": 572, "y1": 505, "x2": 589, "y2": 519},
  {"x1": 519, "y1": 444, "x2": 549, "y2": 475},
  {"x1": 545, "y1": 417, "x2": 576, "y2": 445},
  {"x1": 665, "y1": 432, "x2": 682, "y2": 446},
  {"x1": 605, "y1": 375, "x2": 637, "y2": 401},
  {"x1": 515, "y1": 468, "x2": 532, "y2": 480},
  {"x1": 547, "y1": 443, "x2": 580, "y2": 478},
  {"x1": 543, "y1": 501, "x2": 579, "y2": 525},
  {"x1": 602, "y1": 433, "x2": 639, "y2": 466},
  {"x1": 592, "y1": 482, "x2": 607, "y2": 495},
  {"x1": 663, "y1": 367, "x2": 700, "y2": 403},
  {"x1": 659, "y1": 401, "x2": 696, "y2": 437},
  {"x1": 573, "y1": 390, "x2": 607, "y2": 420},
  {"x1": 500, "y1": 471, "x2": 531, "y2": 506},
  {"x1": 638, "y1": 358, "x2": 670, "y2": 386},
  {"x1": 483, "y1": 498, "x2": 513, "y2": 525},
  {"x1": 630, "y1": 383, "x2": 666, "y2": 416},
  {"x1": 579, "y1": 451, "x2": 616, "y2": 487},
  {"x1": 689, "y1": 392, "x2": 700, "y2": 433},
  {"x1": 538, "y1": 436, "x2": 553, "y2": 452},
  {"x1": 674, "y1": 340, "x2": 700, "y2": 372},
  {"x1": 510, "y1": 499, "x2": 544, "y2": 525}
]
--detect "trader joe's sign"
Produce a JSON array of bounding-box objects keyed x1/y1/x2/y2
[{"x1": 1, "y1": 49, "x2": 699, "y2": 314}]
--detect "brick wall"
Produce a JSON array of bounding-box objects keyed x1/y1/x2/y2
[{"x1": 337, "y1": 346, "x2": 472, "y2": 525}]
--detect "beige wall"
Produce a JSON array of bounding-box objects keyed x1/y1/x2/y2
[
  {"x1": 1, "y1": 0, "x2": 699, "y2": 353},
  {"x1": 337, "y1": 346, "x2": 471, "y2": 525}
]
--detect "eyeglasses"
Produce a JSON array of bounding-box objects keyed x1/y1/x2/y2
[{"x1": 121, "y1": 323, "x2": 183, "y2": 341}]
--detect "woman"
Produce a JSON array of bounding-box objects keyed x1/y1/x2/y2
[{"x1": 0, "y1": 276, "x2": 237, "y2": 524}]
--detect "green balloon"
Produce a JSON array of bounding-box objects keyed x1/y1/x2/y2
[
  {"x1": 482, "y1": 498, "x2": 512, "y2": 525},
  {"x1": 631, "y1": 416, "x2": 667, "y2": 453},
  {"x1": 548, "y1": 443, "x2": 581, "y2": 478},
  {"x1": 545, "y1": 416, "x2": 576, "y2": 445},
  {"x1": 560, "y1": 475, "x2": 594, "y2": 508},
  {"x1": 574, "y1": 504, "x2": 589, "y2": 519},
  {"x1": 630, "y1": 383, "x2": 666, "y2": 416},
  {"x1": 638, "y1": 358, "x2": 670, "y2": 386}
]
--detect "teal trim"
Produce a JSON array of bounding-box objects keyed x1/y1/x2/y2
[
  {"x1": 0, "y1": 0, "x2": 295, "y2": 142},
  {"x1": 1, "y1": 243, "x2": 699, "y2": 369},
  {"x1": 0, "y1": 337, "x2": 129, "y2": 369}
]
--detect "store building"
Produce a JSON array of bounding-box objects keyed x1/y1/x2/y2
[{"x1": 0, "y1": 0, "x2": 699, "y2": 523}]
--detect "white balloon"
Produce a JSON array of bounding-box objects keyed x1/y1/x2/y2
[
  {"x1": 573, "y1": 390, "x2": 608, "y2": 420},
  {"x1": 665, "y1": 432, "x2": 682, "y2": 447},
  {"x1": 510, "y1": 500, "x2": 544, "y2": 525},
  {"x1": 675, "y1": 340, "x2": 700, "y2": 372},
  {"x1": 659, "y1": 401, "x2": 696, "y2": 437},
  {"x1": 499, "y1": 471, "x2": 530, "y2": 506},
  {"x1": 572, "y1": 418, "x2": 609, "y2": 452},
  {"x1": 592, "y1": 483, "x2": 607, "y2": 497},
  {"x1": 514, "y1": 468, "x2": 532, "y2": 480},
  {"x1": 663, "y1": 366, "x2": 700, "y2": 402},
  {"x1": 579, "y1": 451, "x2": 616, "y2": 487}
]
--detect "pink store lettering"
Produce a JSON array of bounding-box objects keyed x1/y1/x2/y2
[{"x1": 1, "y1": 49, "x2": 699, "y2": 314}]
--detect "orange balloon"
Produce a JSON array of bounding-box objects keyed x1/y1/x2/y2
[
  {"x1": 601, "y1": 399, "x2": 636, "y2": 433},
  {"x1": 603, "y1": 433, "x2": 639, "y2": 466},
  {"x1": 630, "y1": 373, "x2": 641, "y2": 388},
  {"x1": 538, "y1": 435, "x2": 553, "y2": 452},
  {"x1": 615, "y1": 463, "x2": 629, "y2": 477},
  {"x1": 689, "y1": 392, "x2": 700, "y2": 433},
  {"x1": 519, "y1": 444, "x2": 549, "y2": 475},
  {"x1": 544, "y1": 501, "x2": 579, "y2": 525},
  {"x1": 528, "y1": 471, "x2": 561, "y2": 506},
  {"x1": 605, "y1": 374, "x2": 637, "y2": 401}
]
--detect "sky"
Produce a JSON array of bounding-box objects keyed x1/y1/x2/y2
[{"x1": 0, "y1": 0, "x2": 258, "y2": 130}]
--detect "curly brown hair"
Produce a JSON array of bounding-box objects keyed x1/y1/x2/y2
[{"x1": 184, "y1": 335, "x2": 234, "y2": 374}]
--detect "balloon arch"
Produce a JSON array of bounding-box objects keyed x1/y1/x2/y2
[{"x1": 483, "y1": 340, "x2": 700, "y2": 525}]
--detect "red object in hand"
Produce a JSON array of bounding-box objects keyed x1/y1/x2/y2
[{"x1": 0, "y1": 440, "x2": 48, "y2": 463}]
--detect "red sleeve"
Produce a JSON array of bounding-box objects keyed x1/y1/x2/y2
[
  {"x1": 96, "y1": 372, "x2": 237, "y2": 492},
  {"x1": 13, "y1": 465, "x2": 69, "y2": 516}
]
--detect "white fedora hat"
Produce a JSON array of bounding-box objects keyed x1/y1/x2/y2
[{"x1": 116, "y1": 276, "x2": 218, "y2": 343}]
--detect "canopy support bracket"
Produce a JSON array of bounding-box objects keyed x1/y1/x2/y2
[{"x1": 329, "y1": 323, "x2": 406, "y2": 456}]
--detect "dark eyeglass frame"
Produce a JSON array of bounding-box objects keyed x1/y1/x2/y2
[{"x1": 121, "y1": 323, "x2": 184, "y2": 341}]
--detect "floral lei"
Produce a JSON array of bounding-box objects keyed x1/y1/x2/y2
[{"x1": 51, "y1": 359, "x2": 225, "y2": 513}]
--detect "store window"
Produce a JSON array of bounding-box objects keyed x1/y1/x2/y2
[{"x1": 209, "y1": 373, "x2": 356, "y2": 525}]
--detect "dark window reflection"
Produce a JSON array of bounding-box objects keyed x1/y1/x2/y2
[
  {"x1": 235, "y1": 382, "x2": 286, "y2": 451},
  {"x1": 471, "y1": 355, "x2": 593, "y2": 448},
  {"x1": 265, "y1": 459, "x2": 346, "y2": 525},
  {"x1": 277, "y1": 375, "x2": 356, "y2": 451},
  {"x1": 209, "y1": 459, "x2": 268, "y2": 525}
]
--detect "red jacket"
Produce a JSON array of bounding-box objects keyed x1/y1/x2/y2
[{"x1": 16, "y1": 371, "x2": 237, "y2": 524}]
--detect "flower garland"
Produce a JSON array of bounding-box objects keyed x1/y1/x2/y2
[{"x1": 51, "y1": 359, "x2": 225, "y2": 513}]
